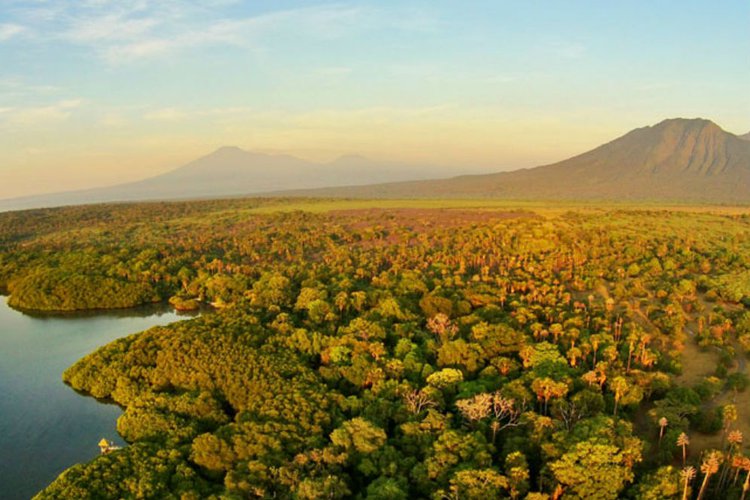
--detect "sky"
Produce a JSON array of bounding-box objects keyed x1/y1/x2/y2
[{"x1": 0, "y1": 0, "x2": 748, "y2": 199}]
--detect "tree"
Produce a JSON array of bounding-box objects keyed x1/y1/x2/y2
[
  {"x1": 330, "y1": 418, "x2": 387, "y2": 455},
  {"x1": 442, "y1": 469, "x2": 509, "y2": 499},
  {"x1": 505, "y1": 451, "x2": 530, "y2": 499},
  {"x1": 251, "y1": 272, "x2": 293, "y2": 308},
  {"x1": 425, "y1": 431, "x2": 492, "y2": 484},
  {"x1": 490, "y1": 394, "x2": 525, "y2": 438},
  {"x1": 677, "y1": 432, "x2": 690, "y2": 466},
  {"x1": 426, "y1": 368, "x2": 464, "y2": 390},
  {"x1": 296, "y1": 475, "x2": 350, "y2": 500},
  {"x1": 438, "y1": 339, "x2": 484, "y2": 374},
  {"x1": 550, "y1": 440, "x2": 635, "y2": 500},
  {"x1": 456, "y1": 393, "x2": 493, "y2": 426},
  {"x1": 402, "y1": 389, "x2": 436, "y2": 416},
  {"x1": 741, "y1": 457, "x2": 750, "y2": 500},
  {"x1": 635, "y1": 466, "x2": 682, "y2": 499},
  {"x1": 365, "y1": 476, "x2": 408, "y2": 500},
  {"x1": 658, "y1": 417, "x2": 668, "y2": 445},
  {"x1": 341, "y1": 317, "x2": 386, "y2": 342},
  {"x1": 427, "y1": 313, "x2": 458, "y2": 342},
  {"x1": 609, "y1": 377, "x2": 635, "y2": 417},
  {"x1": 681, "y1": 466, "x2": 696, "y2": 500},
  {"x1": 722, "y1": 404, "x2": 738, "y2": 438},
  {"x1": 696, "y1": 451, "x2": 722, "y2": 500},
  {"x1": 531, "y1": 377, "x2": 568, "y2": 415}
]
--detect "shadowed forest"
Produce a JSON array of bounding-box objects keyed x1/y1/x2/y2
[{"x1": 2, "y1": 199, "x2": 750, "y2": 499}]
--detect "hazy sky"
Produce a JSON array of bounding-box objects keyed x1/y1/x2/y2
[{"x1": 1, "y1": 0, "x2": 748, "y2": 199}]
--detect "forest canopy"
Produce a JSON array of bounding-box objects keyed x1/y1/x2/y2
[{"x1": 2, "y1": 199, "x2": 750, "y2": 499}]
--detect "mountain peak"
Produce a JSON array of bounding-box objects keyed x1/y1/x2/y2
[
  {"x1": 216, "y1": 145, "x2": 243, "y2": 152},
  {"x1": 208, "y1": 146, "x2": 247, "y2": 156},
  {"x1": 4, "y1": 117, "x2": 748, "y2": 212},
  {"x1": 654, "y1": 117, "x2": 716, "y2": 126},
  {"x1": 288, "y1": 117, "x2": 750, "y2": 202},
  {"x1": 588, "y1": 117, "x2": 747, "y2": 178},
  {"x1": 650, "y1": 117, "x2": 723, "y2": 134}
]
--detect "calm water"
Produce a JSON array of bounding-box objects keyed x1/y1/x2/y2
[{"x1": 0, "y1": 298, "x2": 191, "y2": 499}]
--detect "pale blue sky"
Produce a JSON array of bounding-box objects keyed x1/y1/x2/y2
[{"x1": 0, "y1": 1, "x2": 748, "y2": 198}]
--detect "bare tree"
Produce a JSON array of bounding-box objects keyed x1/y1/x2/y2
[
  {"x1": 456, "y1": 393, "x2": 493, "y2": 426},
  {"x1": 403, "y1": 389, "x2": 436, "y2": 415}
]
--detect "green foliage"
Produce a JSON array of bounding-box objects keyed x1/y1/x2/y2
[
  {"x1": 712, "y1": 271, "x2": 750, "y2": 302},
  {"x1": 633, "y1": 465, "x2": 682, "y2": 499},
  {"x1": 330, "y1": 418, "x2": 387, "y2": 454},
  {"x1": 439, "y1": 468, "x2": 509, "y2": 499},
  {"x1": 35, "y1": 443, "x2": 217, "y2": 500},
  {"x1": 425, "y1": 430, "x2": 492, "y2": 483},
  {"x1": 550, "y1": 440, "x2": 634, "y2": 499},
  {"x1": 9, "y1": 266, "x2": 160, "y2": 311},
  {"x1": 426, "y1": 368, "x2": 464, "y2": 389},
  {"x1": 3, "y1": 201, "x2": 748, "y2": 498},
  {"x1": 365, "y1": 476, "x2": 408, "y2": 500},
  {"x1": 251, "y1": 272, "x2": 294, "y2": 309},
  {"x1": 168, "y1": 295, "x2": 200, "y2": 311}
]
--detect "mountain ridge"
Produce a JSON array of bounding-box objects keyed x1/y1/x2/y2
[
  {"x1": 2, "y1": 117, "x2": 749, "y2": 211},
  {"x1": 0, "y1": 150, "x2": 469, "y2": 211},
  {"x1": 279, "y1": 118, "x2": 750, "y2": 202}
]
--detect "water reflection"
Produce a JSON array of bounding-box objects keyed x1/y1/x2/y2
[
  {"x1": 15, "y1": 300, "x2": 205, "y2": 320},
  {"x1": 0, "y1": 297, "x2": 195, "y2": 500}
]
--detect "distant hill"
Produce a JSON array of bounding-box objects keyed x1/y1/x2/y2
[
  {"x1": 0, "y1": 149, "x2": 464, "y2": 211},
  {"x1": 282, "y1": 118, "x2": 750, "y2": 203},
  {"x1": 3, "y1": 118, "x2": 749, "y2": 211}
]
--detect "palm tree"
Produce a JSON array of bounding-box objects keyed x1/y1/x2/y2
[
  {"x1": 677, "y1": 432, "x2": 690, "y2": 466},
  {"x1": 658, "y1": 417, "x2": 668, "y2": 446},
  {"x1": 742, "y1": 463, "x2": 750, "y2": 500},
  {"x1": 721, "y1": 431, "x2": 745, "y2": 489},
  {"x1": 681, "y1": 466, "x2": 696, "y2": 500},
  {"x1": 722, "y1": 404, "x2": 738, "y2": 445},
  {"x1": 610, "y1": 376, "x2": 629, "y2": 417},
  {"x1": 728, "y1": 430, "x2": 744, "y2": 449},
  {"x1": 731, "y1": 456, "x2": 750, "y2": 486},
  {"x1": 697, "y1": 451, "x2": 722, "y2": 500}
]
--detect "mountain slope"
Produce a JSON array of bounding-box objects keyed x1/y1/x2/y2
[
  {"x1": 740, "y1": 132, "x2": 750, "y2": 141},
  {"x1": 282, "y1": 118, "x2": 750, "y2": 202},
  {"x1": 3, "y1": 118, "x2": 748, "y2": 211},
  {"x1": 0, "y1": 149, "x2": 464, "y2": 211}
]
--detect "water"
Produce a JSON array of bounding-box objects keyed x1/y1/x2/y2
[{"x1": 0, "y1": 298, "x2": 192, "y2": 499}]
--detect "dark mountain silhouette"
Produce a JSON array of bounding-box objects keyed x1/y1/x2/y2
[
  {"x1": 740, "y1": 132, "x2": 750, "y2": 141},
  {"x1": 0, "y1": 148, "x2": 466, "y2": 211},
  {"x1": 281, "y1": 118, "x2": 750, "y2": 202}
]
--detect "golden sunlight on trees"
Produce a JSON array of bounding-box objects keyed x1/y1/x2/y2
[{"x1": 7, "y1": 202, "x2": 750, "y2": 499}]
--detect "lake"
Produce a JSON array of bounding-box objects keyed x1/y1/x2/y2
[{"x1": 0, "y1": 298, "x2": 191, "y2": 500}]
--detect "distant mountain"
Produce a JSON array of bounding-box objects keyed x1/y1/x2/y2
[
  {"x1": 3, "y1": 118, "x2": 748, "y2": 211},
  {"x1": 282, "y1": 118, "x2": 750, "y2": 203},
  {"x1": 0, "y1": 148, "x2": 464, "y2": 211}
]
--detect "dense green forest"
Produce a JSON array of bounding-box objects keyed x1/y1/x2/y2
[{"x1": 2, "y1": 199, "x2": 750, "y2": 499}]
